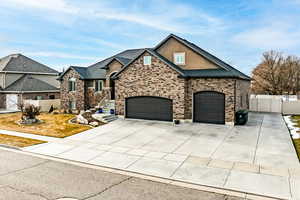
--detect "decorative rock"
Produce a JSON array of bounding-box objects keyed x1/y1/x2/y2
[
  {"x1": 89, "y1": 121, "x2": 99, "y2": 127},
  {"x1": 76, "y1": 115, "x2": 88, "y2": 125},
  {"x1": 82, "y1": 111, "x2": 93, "y2": 122}
]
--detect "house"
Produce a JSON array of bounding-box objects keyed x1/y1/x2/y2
[
  {"x1": 59, "y1": 34, "x2": 250, "y2": 125},
  {"x1": 0, "y1": 54, "x2": 60, "y2": 110}
]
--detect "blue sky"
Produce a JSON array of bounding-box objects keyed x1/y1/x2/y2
[{"x1": 0, "y1": 0, "x2": 300, "y2": 75}]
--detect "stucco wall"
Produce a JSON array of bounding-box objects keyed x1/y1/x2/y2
[
  {"x1": 115, "y1": 52, "x2": 186, "y2": 119},
  {"x1": 157, "y1": 37, "x2": 219, "y2": 70},
  {"x1": 21, "y1": 92, "x2": 60, "y2": 100},
  {"x1": 24, "y1": 99, "x2": 61, "y2": 112},
  {"x1": 186, "y1": 78, "x2": 236, "y2": 123},
  {"x1": 60, "y1": 68, "x2": 85, "y2": 111}
]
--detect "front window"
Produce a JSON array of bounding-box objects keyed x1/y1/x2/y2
[
  {"x1": 68, "y1": 78, "x2": 76, "y2": 91},
  {"x1": 69, "y1": 101, "x2": 76, "y2": 110},
  {"x1": 143, "y1": 56, "x2": 152, "y2": 65},
  {"x1": 95, "y1": 80, "x2": 104, "y2": 92},
  {"x1": 174, "y1": 52, "x2": 185, "y2": 65},
  {"x1": 36, "y1": 96, "x2": 42, "y2": 100}
]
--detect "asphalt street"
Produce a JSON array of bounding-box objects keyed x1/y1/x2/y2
[{"x1": 0, "y1": 148, "x2": 244, "y2": 200}]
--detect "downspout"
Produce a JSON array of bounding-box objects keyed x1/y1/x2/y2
[{"x1": 234, "y1": 80, "x2": 237, "y2": 124}]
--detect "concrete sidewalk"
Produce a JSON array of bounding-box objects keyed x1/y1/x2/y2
[
  {"x1": 21, "y1": 112, "x2": 300, "y2": 199},
  {"x1": 0, "y1": 129, "x2": 61, "y2": 142}
]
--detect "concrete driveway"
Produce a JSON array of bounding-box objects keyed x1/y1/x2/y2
[{"x1": 25, "y1": 112, "x2": 300, "y2": 199}]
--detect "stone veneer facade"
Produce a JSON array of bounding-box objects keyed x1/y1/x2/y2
[
  {"x1": 186, "y1": 78, "x2": 236, "y2": 122},
  {"x1": 115, "y1": 52, "x2": 250, "y2": 124},
  {"x1": 115, "y1": 52, "x2": 186, "y2": 119},
  {"x1": 60, "y1": 68, "x2": 111, "y2": 111},
  {"x1": 60, "y1": 68, "x2": 85, "y2": 111}
]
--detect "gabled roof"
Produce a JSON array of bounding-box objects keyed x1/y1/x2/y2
[
  {"x1": 58, "y1": 66, "x2": 107, "y2": 80},
  {"x1": 88, "y1": 48, "x2": 144, "y2": 69},
  {"x1": 3, "y1": 74, "x2": 59, "y2": 92},
  {"x1": 58, "y1": 34, "x2": 250, "y2": 81},
  {"x1": 154, "y1": 34, "x2": 250, "y2": 80},
  {"x1": 113, "y1": 48, "x2": 185, "y2": 79},
  {"x1": 58, "y1": 49, "x2": 145, "y2": 80},
  {"x1": 0, "y1": 54, "x2": 59, "y2": 74},
  {"x1": 102, "y1": 56, "x2": 131, "y2": 69}
]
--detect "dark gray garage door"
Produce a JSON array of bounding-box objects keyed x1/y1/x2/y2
[
  {"x1": 193, "y1": 91, "x2": 225, "y2": 124},
  {"x1": 126, "y1": 96, "x2": 173, "y2": 121}
]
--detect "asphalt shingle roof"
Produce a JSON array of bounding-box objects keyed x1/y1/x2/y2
[
  {"x1": 0, "y1": 54, "x2": 59, "y2": 74},
  {"x1": 59, "y1": 34, "x2": 250, "y2": 80},
  {"x1": 58, "y1": 49, "x2": 144, "y2": 80},
  {"x1": 4, "y1": 74, "x2": 59, "y2": 92}
]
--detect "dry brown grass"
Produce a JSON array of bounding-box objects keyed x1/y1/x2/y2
[
  {"x1": 0, "y1": 113, "x2": 93, "y2": 138},
  {"x1": 0, "y1": 133, "x2": 45, "y2": 147}
]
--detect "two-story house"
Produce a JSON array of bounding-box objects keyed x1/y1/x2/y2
[
  {"x1": 0, "y1": 54, "x2": 60, "y2": 110},
  {"x1": 59, "y1": 34, "x2": 250, "y2": 125}
]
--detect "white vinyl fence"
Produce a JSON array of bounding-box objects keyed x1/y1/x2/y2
[
  {"x1": 282, "y1": 101, "x2": 300, "y2": 115},
  {"x1": 250, "y1": 95, "x2": 300, "y2": 114},
  {"x1": 24, "y1": 99, "x2": 60, "y2": 112}
]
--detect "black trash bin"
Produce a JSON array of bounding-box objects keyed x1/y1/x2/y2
[{"x1": 235, "y1": 110, "x2": 248, "y2": 125}]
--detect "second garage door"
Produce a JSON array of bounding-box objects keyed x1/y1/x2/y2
[
  {"x1": 125, "y1": 96, "x2": 173, "y2": 121},
  {"x1": 193, "y1": 91, "x2": 225, "y2": 124}
]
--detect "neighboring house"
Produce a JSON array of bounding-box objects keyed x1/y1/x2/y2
[
  {"x1": 59, "y1": 34, "x2": 250, "y2": 125},
  {"x1": 0, "y1": 54, "x2": 60, "y2": 110}
]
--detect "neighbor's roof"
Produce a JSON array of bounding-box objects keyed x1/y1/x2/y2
[
  {"x1": 0, "y1": 54, "x2": 59, "y2": 74},
  {"x1": 3, "y1": 74, "x2": 59, "y2": 92}
]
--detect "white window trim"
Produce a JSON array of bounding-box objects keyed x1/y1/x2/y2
[
  {"x1": 95, "y1": 80, "x2": 104, "y2": 92},
  {"x1": 68, "y1": 78, "x2": 76, "y2": 92},
  {"x1": 173, "y1": 52, "x2": 185, "y2": 65},
  {"x1": 143, "y1": 56, "x2": 152, "y2": 65}
]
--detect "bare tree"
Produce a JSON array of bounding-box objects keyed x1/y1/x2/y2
[{"x1": 251, "y1": 51, "x2": 300, "y2": 95}]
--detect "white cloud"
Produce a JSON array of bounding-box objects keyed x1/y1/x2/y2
[
  {"x1": 0, "y1": 0, "x2": 224, "y2": 34},
  {"x1": 26, "y1": 51, "x2": 98, "y2": 60},
  {"x1": 1, "y1": 0, "x2": 78, "y2": 14},
  {"x1": 232, "y1": 27, "x2": 300, "y2": 49}
]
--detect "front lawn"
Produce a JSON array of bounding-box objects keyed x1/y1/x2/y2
[
  {"x1": 290, "y1": 116, "x2": 300, "y2": 158},
  {"x1": 294, "y1": 139, "x2": 300, "y2": 158},
  {"x1": 0, "y1": 113, "x2": 93, "y2": 138},
  {"x1": 0, "y1": 133, "x2": 45, "y2": 147}
]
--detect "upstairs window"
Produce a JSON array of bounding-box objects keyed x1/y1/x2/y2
[
  {"x1": 143, "y1": 56, "x2": 152, "y2": 65},
  {"x1": 174, "y1": 52, "x2": 185, "y2": 65},
  {"x1": 68, "y1": 78, "x2": 76, "y2": 91},
  {"x1": 95, "y1": 80, "x2": 104, "y2": 92}
]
